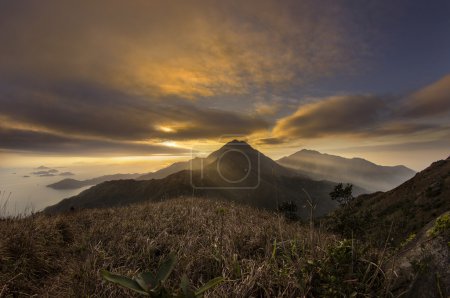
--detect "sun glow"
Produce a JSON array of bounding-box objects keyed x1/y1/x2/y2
[
  {"x1": 162, "y1": 141, "x2": 178, "y2": 147},
  {"x1": 156, "y1": 125, "x2": 176, "y2": 133}
]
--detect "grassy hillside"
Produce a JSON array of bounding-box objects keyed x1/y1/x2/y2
[
  {"x1": 3, "y1": 157, "x2": 449, "y2": 297},
  {"x1": 1, "y1": 198, "x2": 392, "y2": 297},
  {"x1": 338, "y1": 157, "x2": 450, "y2": 245}
]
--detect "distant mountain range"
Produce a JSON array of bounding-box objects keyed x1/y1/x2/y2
[
  {"x1": 47, "y1": 159, "x2": 203, "y2": 190},
  {"x1": 44, "y1": 140, "x2": 366, "y2": 216},
  {"x1": 278, "y1": 149, "x2": 415, "y2": 192},
  {"x1": 137, "y1": 159, "x2": 200, "y2": 180},
  {"x1": 48, "y1": 147, "x2": 414, "y2": 193}
]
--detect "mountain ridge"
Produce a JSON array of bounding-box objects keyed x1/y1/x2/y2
[
  {"x1": 48, "y1": 144, "x2": 412, "y2": 192},
  {"x1": 278, "y1": 149, "x2": 415, "y2": 192},
  {"x1": 44, "y1": 140, "x2": 365, "y2": 216}
]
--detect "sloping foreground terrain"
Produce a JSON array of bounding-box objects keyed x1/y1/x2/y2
[
  {"x1": 1, "y1": 198, "x2": 404, "y2": 297},
  {"x1": 348, "y1": 156, "x2": 450, "y2": 244},
  {"x1": 45, "y1": 141, "x2": 365, "y2": 217},
  {"x1": 278, "y1": 149, "x2": 415, "y2": 192},
  {"x1": 385, "y1": 211, "x2": 450, "y2": 297}
]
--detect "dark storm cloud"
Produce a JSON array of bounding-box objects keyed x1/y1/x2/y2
[{"x1": 0, "y1": 127, "x2": 189, "y2": 155}]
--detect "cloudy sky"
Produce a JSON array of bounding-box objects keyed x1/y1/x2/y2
[{"x1": 0, "y1": 0, "x2": 449, "y2": 171}]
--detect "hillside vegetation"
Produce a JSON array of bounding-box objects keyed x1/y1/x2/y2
[
  {"x1": 2, "y1": 198, "x2": 392, "y2": 297},
  {"x1": 339, "y1": 157, "x2": 450, "y2": 245}
]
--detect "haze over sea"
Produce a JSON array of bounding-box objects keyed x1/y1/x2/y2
[
  {"x1": 0, "y1": 157, "x2": 185, "y2": 216},
  {"x1": 0, "y1": 168, "x2": 90, "y2": 216}
]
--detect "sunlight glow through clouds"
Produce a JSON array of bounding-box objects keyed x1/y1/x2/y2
[
  {"x1": 156, "y1": 126, "x2": 176, "y2": 133},
  {"x1": 161, "y1": 141, "x2": 179, "y2": 148},
  {"x1": 0, "y1": 0, "x2": 449, "y2": 171}
]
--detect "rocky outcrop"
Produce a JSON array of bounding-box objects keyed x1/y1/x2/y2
[{"x1": 386, "y1": 212, "x2": 450, "y2": 297}]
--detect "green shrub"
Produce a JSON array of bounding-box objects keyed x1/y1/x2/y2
[
  {"x1": 325, "y1": 208, "x2": 374, "y2": 240},
  {"x1": 300, "y1": 239, "x2": 382, "y2": 297},
  {"x1": 101, "y1": 254, "x2": 224, "y2": 297},
  {"x1": 329, "y1": 183, "x2": 354, "y2": 206},
  {"x1": 400, "y1": 233, "x2": 416, "y2": 247},
  {"x1": 427, "y1": 214, "x2": 450, "y2": 237}
]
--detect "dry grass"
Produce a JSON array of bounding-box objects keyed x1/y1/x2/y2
[{"x1": 1, "y1": 197, "x2": 391, "y2": 297}]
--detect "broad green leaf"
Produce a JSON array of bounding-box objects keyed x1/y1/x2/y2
[
  {"x1": 135, "y1": 272, "x2": 157, "y2": 291},
  {"x1": 180, "y1": 274, "x2": 189, "y2": 293},
  {"x1": 194, "y1": 277, "x2": 224, "y2": 296},
  {"x1": 101, "y1": 270, "x2": 149, "y2": 295},
  {"x1": 148, "y1": 287, "x2": 173, "y2": 298},
  {"x1": 156, "y1": 254, "x2": 177, "y2": 283},
  {"x1": 180, "y1": 275, "x2": 196, "y2": 298}
]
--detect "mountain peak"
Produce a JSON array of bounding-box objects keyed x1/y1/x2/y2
[
  {"x1": 225, "y1": 139, "x2": 250, "y2": 146},
  {"x1": 299, "y1": 149, "x2": 321, "y2": 154},
  {"x1": 208, "y1": 139, "x2": 255, "y2": 159}
]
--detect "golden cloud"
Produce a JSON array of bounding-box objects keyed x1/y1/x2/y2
[
  {"x1": 273, "y1": 95, "x2": 387, "y2": 139},
  {"x1": 402, "y1": 75, "x2": 450, "y2": 118},
  {"x1": 0, "y1": 0, "x2": 368, "y2": 99},
  {"x1": 271, "y1": 74, "x2": 450, "y2": 142}
]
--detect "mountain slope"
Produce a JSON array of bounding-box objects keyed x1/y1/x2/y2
[
  {"x1": 48, "y1": 158, "x2": 202, "y2": 190},
  {"x1": 44, "y1": 141, "x2": 361, "y2": 217},
  {"x1": 136, "y1": 159, "x2": 199, "y2": 180},
  {"x1": 350, "y1": 156, "x2": 450, "y2": 242},
  {"x1": 278, "y1": 149, "x2": 415, "y2": 192},
  {"x1": 47, "y1": 173, "x2": 141, "y2": 190},
  {"x1": 385, "y1": 211, "x2": 450, "y2": 297}
]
